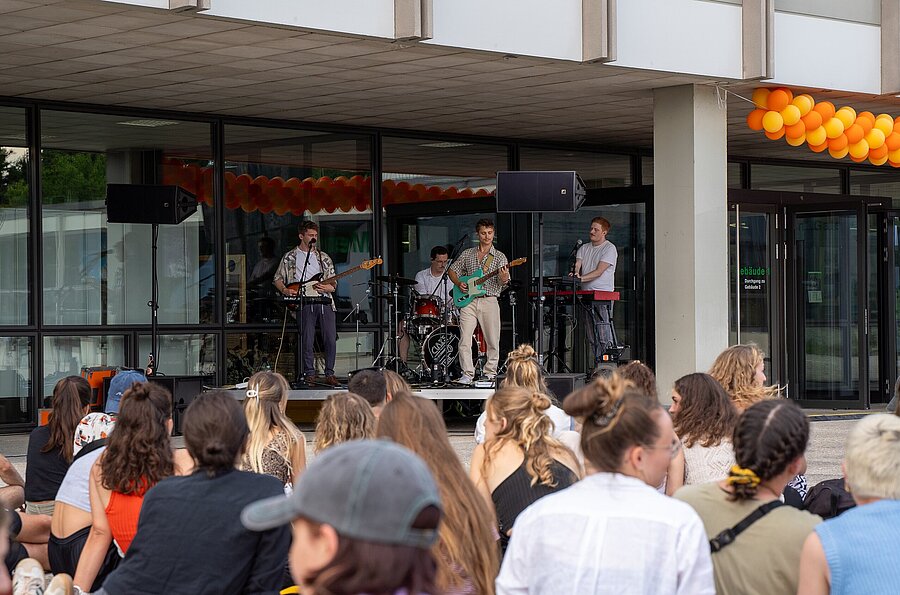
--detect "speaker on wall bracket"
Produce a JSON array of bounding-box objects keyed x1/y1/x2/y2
[{"x1": 106, "y1": 184, "x2": 197, "y2": 225}]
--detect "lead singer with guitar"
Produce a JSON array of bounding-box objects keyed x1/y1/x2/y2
[
  {"x1": 273, "y1": 221, "x2": 340, "y2": 387},
  {"x1": 448, "y1": 219, "x2": 510, "y2": 384}
]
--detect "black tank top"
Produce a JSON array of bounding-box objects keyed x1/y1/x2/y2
[{"x1": 491, "y1": 459, "x2": 576, "y2": 552}]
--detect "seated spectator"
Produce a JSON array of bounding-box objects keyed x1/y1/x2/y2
[
  {"x1": 474, "y1": 345, "x2": 573, "y2": 444},
  {"x1": 377, "y1": 392, "x2": 499, "y2": 594},
  {"x1": 95, "y1": 391, "x2": 290, "y2": 594},
  {"x1": 313, "y1": 393, "x2": 375, "y2": 453},
  {"x1": 666, "y1": 373, "x2": 738, "y2": 493},
  {"x1": 347, "y1": 369, "x2": 388, "y2": 416},
  {"x1": 0, "y1": 454, "x2": 25, "y2": 512},
  {"x1": 242, "y1": 439, "x2": 442, "y2": 595},
  {"x1": 73, "y1": 383, "x2": 181, "y2": 592},
  {"x1": 239, "y1": 371, "x2": 306, "y2": 492},
  {"x1": 103, "y1": 370, "x2": 146, "y2": 415},
  {"x1": 470, "y1": 386, "x2": 580, "y2": 553},
  {"x1": 26, "y1": 377, "x2": 92, "y2": 516},
  {"x1": 798, "y1": 414, "x2": 900, "y2": 595},
  {"x1": 617, "y1": 360, "x2": 658, "y2": 399},
  {"x1": 49, "y1": 413, "x2": 117, "y2": 591},
  {"x1": 382, "y1": 369, "x2": 411, "y2": 400},
  {"x1": 676, "y1": 399, "x2": 819, "y2": 595},
  {"x1": 5, "y1": 509, "x2": 52, "y2": 576},
  {"x1": 496, "y1": 376, "x2": 714, "y2": 594}
]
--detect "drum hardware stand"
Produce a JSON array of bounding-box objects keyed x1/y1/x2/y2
[
  {"x1": 546, "y1": 279, "x2": 573, "y2": 373},
  {"x1": 343, "y1": 301, "x2": 362, "y2": 373}
]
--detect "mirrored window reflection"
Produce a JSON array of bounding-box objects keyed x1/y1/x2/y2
[
  {"x1": 138, "y1": 333, "x2": 217, "y2": 378},
  {"x1": 42, "y1": 335, "x2": 126, "y2": 398},
  {"x1": 0, "y1": 337, "x2": 32, "y2": 424},
  {"x1": 750, "y1": 164, "x2": 841, "y2": 194},
  {"x1": 40, "y1": 111, "x2": 215, "y2": 326},
  {"x1": 850, "y1": 169, "x2": 900, "y2": 202},
  {"x1": 520, "y1": 148, "x2": 631, "y2": 188},
  {"x1": 225, "y1": 331, "x2": 376, "y2": 385},
  {"x1": 0, "y1": 106, "x2": 29, "y2": 326},
  {"x1": 223, "y1": 125, "x2": 374, "y2": 324}
]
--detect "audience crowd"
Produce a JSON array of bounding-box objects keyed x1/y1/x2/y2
[{"x1": 0, "y1": 342, "x2": 892, "y2": 594}]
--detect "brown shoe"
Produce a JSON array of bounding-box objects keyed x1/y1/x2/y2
[{"x1": 324, "y1": 375, "x2": 341, "y2": 387}]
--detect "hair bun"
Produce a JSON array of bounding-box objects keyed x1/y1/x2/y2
[
  {"x1": 509, "y1": 344, "x2": 537, "y2": 362},
  {"x1": 530, "y1": 392, "x2": 551, "y2": 412},
  {"x1": 563, "y1": 375, "x2": 627, "y2": 421}
]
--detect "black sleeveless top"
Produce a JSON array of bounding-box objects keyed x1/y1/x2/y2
[{"x1": 491, "y1": 459, "x2": 577, "y2": 552}]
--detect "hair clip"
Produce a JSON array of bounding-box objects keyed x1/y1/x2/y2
[
  {"x1": 592, "y1": 397, "x2": 623, "y2": 427},
  {"x1": 246, "y1": 386, "x2": 259, "y2": 402}
]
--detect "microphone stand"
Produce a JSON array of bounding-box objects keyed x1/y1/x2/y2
[
  {"x1": 569, "y1": 240, "x2": 581, "y2": 369},
  {"x1": 296, "y1": 244, "x2": 312, "y2": 386},
  {"x1": 343, "y1": 302, "x2": 361, "y2": 372},
  {"x1": 436, "y1": 233, "x2": 468, "y2": 383}
]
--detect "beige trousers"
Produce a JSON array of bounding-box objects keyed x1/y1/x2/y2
[{"x1": 458, "y1": 296, "x2": 501, "y2": 377}]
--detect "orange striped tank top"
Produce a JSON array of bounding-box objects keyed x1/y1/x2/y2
[{"x1": 105, "y1": 489, "x2": 147, "y2": 555}]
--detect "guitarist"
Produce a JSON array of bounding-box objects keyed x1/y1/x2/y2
[
  {"x1": 273, "y1": 221, "x2": 340, "y2": 387},
  {"x1": 448, "y1": 219, "x2": 510, "y2": 384}
]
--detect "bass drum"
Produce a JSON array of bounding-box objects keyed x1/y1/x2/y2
[{"x1": 422, "y1": 325, "x2": 483, "y2": 380}]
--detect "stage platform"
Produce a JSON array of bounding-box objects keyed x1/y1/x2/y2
[{"x1": 226, "y1": 386, "x2": 494, "y2": 401}]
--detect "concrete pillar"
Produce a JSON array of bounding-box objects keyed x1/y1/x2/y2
[{"x1": 653, "y1": 84, "x2": 729, "y2": 403}]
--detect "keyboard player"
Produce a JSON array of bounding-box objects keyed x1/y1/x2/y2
[{"x1": 574, "y1": 216, "x2": 618, "y2": 368}]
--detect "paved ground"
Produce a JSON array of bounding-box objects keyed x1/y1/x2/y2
[{"x1": 0, "y1": 412, "x2": 868, "y2": 488}]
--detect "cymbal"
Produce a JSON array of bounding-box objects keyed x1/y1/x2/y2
[{"x1": 376, "y1": 274, "x2": 417, "y2": 286}]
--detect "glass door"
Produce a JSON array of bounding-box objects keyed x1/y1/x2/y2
[{"x1": 786, "y1": 205, "x2": 868, "y2": 408}]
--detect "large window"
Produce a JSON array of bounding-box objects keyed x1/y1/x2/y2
[
  {"x1": 0, "y1": 107, "x2": 29, "y2": 326},
  {"x1": 40, "y1": 111, "x2": 215, "y2": 327},
  {"x1": 520, "y1": 148, "x2": 631, "y2": 188},
  {"x1": 0, "y1": 337, "x2": 32, "y2": 424},
  {"x1": 750, "y1": 164, "x2": 841, "y2": 194},
  {"x1": 42, "y1": 335, "x2": 126, "y2": 398}
]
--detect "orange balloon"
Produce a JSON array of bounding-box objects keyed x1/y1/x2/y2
[
  {"x1": 747, "y1": 109, "x2": 766, "y2": 131},
  {"x1": 787, "y1": 134, "x2": 807, "y2": 147},
  {"x1": 801, "y1": 111, "x2": 823, "y2": 131},
  {"x1": 869, "y1": 144, "x2": 889, "y2": 160},
  {"x1": 849, "y1": 140, "x2": 870, "y2": 159},
  {"x1": 890, "y1": 148, "x2": 900, "y2": 163},
  {"x1": 751, "y1": 88, "x2": 771, "y2": 109},
  {"x1": 823, "y1": 118, "x2": 845, "y2": 139},
  {"x1": 870, "y1": 154, "x2": 889, "y2": 166},
  {"x1": 792, "y1": 94, "x2": 814, "y2": 116},
  {"x1": 886, "y1": 132, "x2": 900, "y2": 151},
  {"x1": 813, "y1": 101, "x2": 836, "y2": 121},
  {"x1": 891, "y1": 161, "x2": 900, "y2": 168},
  {"x1": 809, "y1": 141, "x2": 828, "y2": 153},
  {"x1": 827, "y1": 135, "x2": 848, "y2": 151},
  {"x1": 765, "y1": 129, "x2": 785, "y2": 140},
  {"x1": 785, "y1": 121, "x2": 807, "y2": 139},
  {"x1": 857, "y1": 114, "x2": 875, "y2": 133},
  {"x1": 875, "y1": 115, "x2": 894, "y2": 136},
  {"x1": 767, "y1": 89, "x2": 791, "y2": 112},
  {"x1": 829, "y1": 146, "x2": 849, "y2": 159},
  {"x1": 834, "y1": 107, "x2": 857, "y2": 129},
  {"x1": 865, "y1": 128, "x2": 886, "y2": 149},
  {"x1": 845, "y1": 124, "x2": 865, "y2": 144},
  {"x1": 807, "y1": 126, "x2": 827, "y2": 146},
  {"x1": 781, "y1": 105, "x2": 802, "y2": 126},
  {"x1": 763, "y1": 111, "x2": 784, "y2": 133},
  {"x1": 850, "y1": 155, "x2": 868, "y2": 163}
]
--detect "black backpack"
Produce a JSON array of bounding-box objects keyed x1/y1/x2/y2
[{"x1": 801, "y1": 478, "x2": 856, "y2": 519}]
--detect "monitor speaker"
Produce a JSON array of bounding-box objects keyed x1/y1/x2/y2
[
  {"x1": 545, "y1": 373, "x2": 586, "y2": 404},
  {"x1": 496, "y1": 171, "x2": 586, "y2": 212},
  {"x1": 106, "y1": 184, "x2": 197, "y2": 225},
  {"x1": 147, "y1": 375, "x2": 208, "y2": 435}
]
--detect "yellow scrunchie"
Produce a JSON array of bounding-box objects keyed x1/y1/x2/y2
[{"x1": 726, "y1": 465, "x2": 760, "y2": 488}]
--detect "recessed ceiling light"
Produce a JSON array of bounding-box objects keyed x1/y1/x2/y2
[
  {"x1": 117, "y1": 119, "x2": 179, "y2": 128},
  {"x1": 420, "y1": 142, "x2": 472, "y2": 148}
]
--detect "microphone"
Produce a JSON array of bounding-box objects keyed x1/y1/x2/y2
[
  {"x1": 309, "y1": 238, "x2": 316, "y2": 245},
  {"x1": 570, "y1": 239, "x2": 583, "y2": 255}
]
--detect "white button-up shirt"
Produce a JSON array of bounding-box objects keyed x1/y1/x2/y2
[{"x1": 496, "y1": 473, "x2": 715, "y2": 595}]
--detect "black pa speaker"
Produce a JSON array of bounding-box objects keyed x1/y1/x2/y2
[
  {"x1": 106, "y1": 184, "x2": 197, "y2": 225},
  {"x1": 496, "y1": 171, "x2": 586, "y2": 213},
  {"x1": 147, "y1": 375, "x2": 207, "y2": 435},
  {"x1": 545, "y1": 373, "x2": 586, "y2": 404}
]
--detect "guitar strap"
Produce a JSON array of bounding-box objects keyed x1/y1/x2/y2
[{"x1": 483, "y1": 252, "x2": 494, "y2": 274}]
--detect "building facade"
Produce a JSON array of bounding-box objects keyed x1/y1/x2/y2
[{"x1": 1, "y1": 0, "x2": 899, "y2": 429}]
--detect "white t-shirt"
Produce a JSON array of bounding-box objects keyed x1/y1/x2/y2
[
  {"x1": 414, "y1": 268, "x2": 453, "y2": 304},
  {"x1": 577, "y1": 241, "x2": 617, "y2": 291},
  {"x1": 294, "y1": 248, "x2": 321, "y2": 282},
  {"x1": 497, "y1": 473, "x2": 715, "y2": 595}
]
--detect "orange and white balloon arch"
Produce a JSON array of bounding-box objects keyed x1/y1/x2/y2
[{"x1": 746, "y1": 87, "x2": 900, "y2": 166}]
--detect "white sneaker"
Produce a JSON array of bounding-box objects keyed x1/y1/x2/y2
[
  {"x1": 12, "y1": 559, "x2": 46, "y2": 595},
  {"x1": 45, "y1": 573, "x2": 73, "y2": 595},
  {"x1": 455, "y1": 374, "x2": 474, "y2": 385}
]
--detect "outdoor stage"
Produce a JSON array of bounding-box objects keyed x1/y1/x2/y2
[{"x1": 226, "y1": 386, "x2": 494, "y2": 401}]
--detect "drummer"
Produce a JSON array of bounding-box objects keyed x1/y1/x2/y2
[{"x1": 400, "y1": 245, "x2": 453, "y2": 363}]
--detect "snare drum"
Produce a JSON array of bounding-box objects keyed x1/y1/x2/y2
[{"x1": 412, "y1": 295, "x2": 441, "y2": 324}]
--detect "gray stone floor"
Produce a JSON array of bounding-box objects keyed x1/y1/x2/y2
[{"x1": 0, "y1": 413, "x2": 864, "y2": 488}]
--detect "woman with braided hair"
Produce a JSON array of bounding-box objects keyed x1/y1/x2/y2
[
  {"x1": 469, "y1": 386, "x2": 580, "y2": 554},
  {"x1": 496, "y1": 376, "x2": 713, "y2": 594},
  {"x1": 675, "y1": 399, "x2": 820, "y2": 595}
]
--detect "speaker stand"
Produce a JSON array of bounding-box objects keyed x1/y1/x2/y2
[{"x1": 147, "y1": 223, "x2": 160, "y2": 376}]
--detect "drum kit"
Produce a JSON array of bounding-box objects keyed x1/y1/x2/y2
[{"x1": 372, "y1": 274, "x2": 486, "y2": 383}]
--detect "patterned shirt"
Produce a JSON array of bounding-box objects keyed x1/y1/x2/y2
[
  {"x1": 450, "y1": 245, "x2": 509, "y2": 298},
  {"x1": 273, "y1": 247, "x2": 336, "y2": 310}
]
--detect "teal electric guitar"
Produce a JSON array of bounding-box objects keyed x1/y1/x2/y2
[{"x1": 452, "y1": 257, "x2": 528, "y2": 309}]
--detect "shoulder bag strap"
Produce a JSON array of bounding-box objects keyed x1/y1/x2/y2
[{"x1": 709, "y1": 500, "x2": 785, "y2": 553}]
